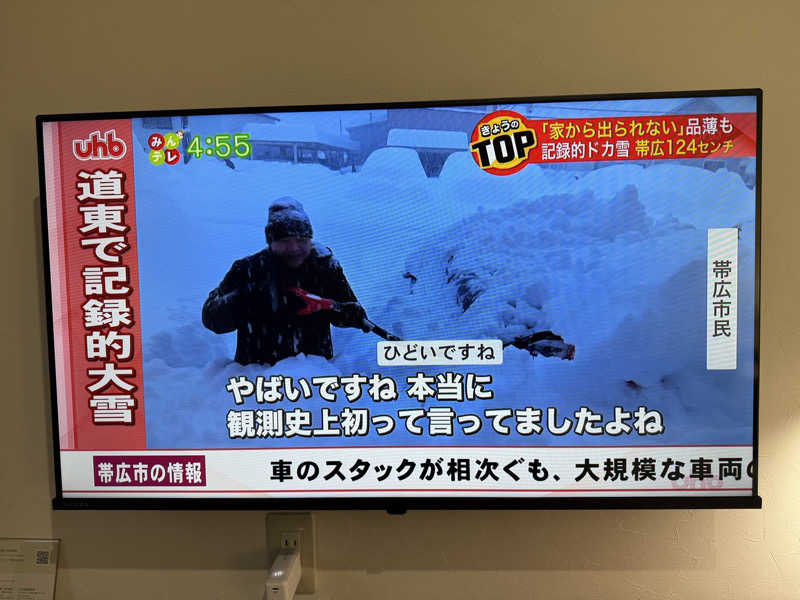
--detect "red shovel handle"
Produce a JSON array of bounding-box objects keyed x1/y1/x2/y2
[{"x1": 288, "y1": 287, "x2": 335, "y2": 315}]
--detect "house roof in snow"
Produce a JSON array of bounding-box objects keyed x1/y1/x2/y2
[
  {"x1": 387, "y1": 128, "x2": 468, "y2": 150},
  {"x1": 244, "y1": 123, "x2": 360, "y2": 150}
]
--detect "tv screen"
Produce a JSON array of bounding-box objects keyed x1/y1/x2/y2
[{"x1": 39, "y1": 89, "x2": 761, "y2": 509}]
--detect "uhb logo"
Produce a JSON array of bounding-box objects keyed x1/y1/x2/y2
[
  {"x1": 471, "y1": 110, "x2": 537, "y2": 176},
  {"x1": 72, "y1": 130, "x2": 127, "y2": 161}
]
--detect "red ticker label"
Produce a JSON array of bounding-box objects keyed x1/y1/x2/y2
[{"x1": 471, "y1": 110, "x2": 756, "y2": 175}]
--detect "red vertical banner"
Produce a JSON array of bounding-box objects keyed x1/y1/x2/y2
[
  {"x1": 54, "y1": 120, "x2": 146, "y2": 449},
  {"x1": 42, "y1": 122, "x2": 74, "y2": 449}
]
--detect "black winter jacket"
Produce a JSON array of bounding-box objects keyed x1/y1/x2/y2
[{"x1": 202, "y1": 244, "x2": 359, "y2": 366}]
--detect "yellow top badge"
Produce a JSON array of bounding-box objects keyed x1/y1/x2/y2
[{"x1": 470, "y1": 110, "x2": 537, "y2": 175}]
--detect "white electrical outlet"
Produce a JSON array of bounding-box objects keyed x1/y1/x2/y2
[
  {"x1": 280, "y1": 530, "x2": 301, "y2": 551},
  {"x1": 267, "y1": 513, "x2": 316, "y2": 594}
]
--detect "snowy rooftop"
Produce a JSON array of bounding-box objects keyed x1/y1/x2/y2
[
  {"x1": 244, "y1": 123, "x2": 360, "y2": 150},
  {"x1": 387, "y1": 128, "x2": 469, "y2": 150}
]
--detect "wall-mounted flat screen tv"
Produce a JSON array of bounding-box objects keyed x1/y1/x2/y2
[{"x1": 38, "y1": 89, "x2": 761, "y2": 510}]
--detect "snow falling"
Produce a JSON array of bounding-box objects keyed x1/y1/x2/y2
[{"x1": 133, "y1": 117, "x2": 756, "y2": 449}]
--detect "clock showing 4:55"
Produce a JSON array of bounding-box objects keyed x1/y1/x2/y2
[{"x1": 187, "y1": 133, "x2": 252, "y2": 159}]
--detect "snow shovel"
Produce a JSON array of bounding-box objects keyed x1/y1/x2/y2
[{"x1": 288, "y1": 288, "x2": 573, "y2": 359}]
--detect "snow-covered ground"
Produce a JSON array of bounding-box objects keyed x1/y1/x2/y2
[{"x1": 134, "y1": 146, "x2": 756, "y2": 448}]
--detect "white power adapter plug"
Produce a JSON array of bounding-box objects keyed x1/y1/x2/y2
[{"x1": 264, "y1": 548, "x2": 301, "y2": 600}]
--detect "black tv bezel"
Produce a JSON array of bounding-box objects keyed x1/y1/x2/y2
[{"x1": 37, "y1": 88, "x2": 763, "y2": 511}]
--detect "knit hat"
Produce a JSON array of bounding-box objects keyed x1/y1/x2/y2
[{"x1": 265, "y1": 197, "x2": 313, "y2": 243}]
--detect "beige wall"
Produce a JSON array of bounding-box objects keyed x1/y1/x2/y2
[{"x1": 2, "y1": 1, "x2": 798, "y2": 598}]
